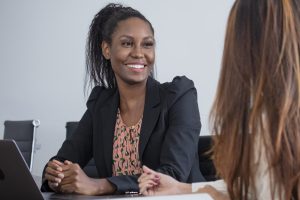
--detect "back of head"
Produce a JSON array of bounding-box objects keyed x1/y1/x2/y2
[
  {"x1": 210, "y1": 0, "x2": 300, "y2": 199},
  {"x1": 85, "y1": 3, "x2": 154, "y2": 90}
]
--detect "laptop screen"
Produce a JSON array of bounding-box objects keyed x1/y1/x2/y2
[{"x1": 0, "y1": 139, "x2": 44, "y2": 200}]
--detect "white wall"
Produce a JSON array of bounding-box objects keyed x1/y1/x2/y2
[{"x1": 0, "y1": 0, "x2": 234, "y2": 176}]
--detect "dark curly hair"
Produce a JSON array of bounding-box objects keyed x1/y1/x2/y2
[{"x1": 85, "y1": 3, "x2": 155, "y2": 91}]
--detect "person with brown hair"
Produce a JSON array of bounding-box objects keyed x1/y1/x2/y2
[{"x1": 138, "y1": 0, "x2": 300, "y2": 199}]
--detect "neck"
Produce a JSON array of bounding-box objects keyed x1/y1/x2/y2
[{"x1": 117, "y1": 79, "x2": 147, "y2": 113}]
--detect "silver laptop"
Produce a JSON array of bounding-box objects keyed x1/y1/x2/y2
[{"x1": 0, "y1": 139, "x2": 44, "y2": 200}]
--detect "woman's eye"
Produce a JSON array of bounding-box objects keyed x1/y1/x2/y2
[
  {"x1": 143, "y1": 42, "x2": 154, "y2": 48},
  {"x1": 121, "y1": 41, "x2": 133, "y2": 47}
]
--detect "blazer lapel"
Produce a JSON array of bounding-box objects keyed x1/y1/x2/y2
[
  {"x1": 100, "y1": 90, "x2": 119, "y2": 175},
  {"x1": 139, "y1": 77, "x2": 161, "y2": 160}
]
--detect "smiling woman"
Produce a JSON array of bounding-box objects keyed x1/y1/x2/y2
[
  {"x1": 102, "y1": 17, "x2": 155, "y2": 86},
  {"x1": 41, "y1": 3, "x2": 204, "y2": 195}
]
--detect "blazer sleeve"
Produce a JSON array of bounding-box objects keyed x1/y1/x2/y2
[
  {"x1": 41, "y1": 87, "x2": 101, "y2": 192},
  {"x1": 106, "y1": 175, "x2": 139, "y2": 193},
  {"x1": 156, "y1": 76, "x2": 201, "y2": 181}
]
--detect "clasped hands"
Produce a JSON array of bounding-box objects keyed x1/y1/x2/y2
[
  {"x1": 44, "y1": 159, "x2": 108, "y2": 195},
  {"x1": 138, "y1": 166, "x2": 229, "y2": 200},
  {"x1": 138, "y1": 165, "x2": 187, "y2": 196}
]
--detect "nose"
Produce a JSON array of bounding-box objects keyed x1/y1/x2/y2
[{"x1": 131, "y1": 46, "x2": 144, "y2": 58}]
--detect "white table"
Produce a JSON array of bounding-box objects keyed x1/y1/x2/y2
[
  {"x1": 112, "y1": 193, "x2": 213, "y2": 200},
  {"x1": 43, "y1": 193, "x2": 213, "y2": 200}
]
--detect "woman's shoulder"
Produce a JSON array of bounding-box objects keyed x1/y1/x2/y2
[
  {"x1": 159, "y1": 76, "x2": 196, "y2": 95},
  {"x1": 155, "y1": 76, "x2": 197, "y2": 106},
  {"x1": 86, "y1": 86, "x2": 116, "y2": 108}
]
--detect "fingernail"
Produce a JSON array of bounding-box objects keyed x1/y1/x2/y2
[{"x1": 55, "y1": 178, "x2": 61, "y2": 182}]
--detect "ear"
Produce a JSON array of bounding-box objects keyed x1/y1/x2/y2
[{"x1": 101, "y1": 41, "x2": 111, "y2": 59}]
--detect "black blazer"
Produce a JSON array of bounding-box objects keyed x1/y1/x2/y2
[{"x1": 42, "y1": 76, "x2": 204, "y2": 193}]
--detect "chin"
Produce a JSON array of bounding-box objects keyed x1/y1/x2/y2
[{"x1": 125, "y1": 76, "x2": 149, "y2": 85}]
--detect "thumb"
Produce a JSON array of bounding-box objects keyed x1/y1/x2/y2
[
  {"x1": 143, "y1": 165, "x2": 155, "y2": 174},
  {"x1": 64, "y1": 160, "x2": 73, "y2": 165}
]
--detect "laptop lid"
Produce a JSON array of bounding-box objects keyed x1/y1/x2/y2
[{"x1": 0, "y1": 139, "x2": 44, "y2": 200}]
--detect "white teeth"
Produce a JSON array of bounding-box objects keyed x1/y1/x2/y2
[{"x1": 126, "y1": 64, "x2": 145, "y2": 69}]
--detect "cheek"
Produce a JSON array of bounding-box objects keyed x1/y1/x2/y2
[
  {"x1": 110, "y1": 49, "x2": 129, "y2": 67},
  {"x1": 146, "y1": 51, "x2": 155, "y2": 64},
  {"x1": 111, "y1": 44, "x2": 130, "y2": 58}
]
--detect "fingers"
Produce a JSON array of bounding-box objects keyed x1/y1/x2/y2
[
  {"x1": 139, "y1": 179, "x2": 158, "y2": 195},
  {"x1": 60, "y1": 160, "x2": 73, "y2": 171},
  {"x1": 45, "y1": 159, "x2": 76, "y2": 192},
  {"x1": 60, "y1": 176, "x2": 76, "y2": 185},
  {"x1": 141, "y1": 165, "x2": 160, "y2": 179},
  {"x1": 58, "y1": 162, "x2": 91, "y2": 195},
  {"x1": 48, "y1": 160, "x2": 63, "y2": 172},
  {"x1": 141, "y1": 187, "x2": 151, "y2": 196},
  {"x1": 48, "y1": 180, "x2": 62, "y2": 192},
  {"x1": 60, "y1": 163, "x2": 85, "y2": 185},
  {"x1": 138, "y1": 171, "x2": 160, "y2": 184},
  {"x1": 45, "y1": 160, "x2": 65, "y2": 183},
  {"x1": 58, "y1": 161, "x2": 76, "y2": 193},
  {"x1": 138, "y1": 166, "x2": 160, "y2": 196},
  {"x1": 52, "y1": 159, "x2": 64, "y2": 167},
  {"x1": 61, "y1": 160, "x2": 77, "y2": 179},
  {"x1": 142, "y1": 165, "x2": 155, "y2": 174},
  {"x1": 59, "y1": 183, "x2": 75, "y2": 194},
  {"x1": 44, "y1": 172, "x2": 63, "y2": 184},
  {"x1": 45, "y1": 165, "x2": 64, "y2": 178},
  {"x1": 45, "y1": 160, "x2": 64, "y2": 192},
  {"x1": 45, "y1": 160, "x2": 85, "y2": 194},
  {"x1": 64, "y1": 160, "x2": 73, "y2": 165}
]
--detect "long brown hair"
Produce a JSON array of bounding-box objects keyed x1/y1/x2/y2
[{"x1": 210, "y1": 0, "x2": 300, "y2": 199}]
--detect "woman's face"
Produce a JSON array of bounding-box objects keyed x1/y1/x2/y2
[{"x1": 102, "y1": 17, "x2": 155, "y2": 86}]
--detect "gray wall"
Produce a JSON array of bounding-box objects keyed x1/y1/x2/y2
[{"x1": 0, "y1": 0, "x2": 234, "y2": 176}]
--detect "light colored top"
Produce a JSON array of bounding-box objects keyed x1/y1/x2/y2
[
  {"x1": 192, "y1": 134, "x2": 281, "y2": 199},
  {"x1": 252, "y1": 133, "x2": 281, "y2": 199},
  {"x1": 192, "y1": 180, "x2": 227, "y2": 193},
  {"x1": 112, "y1": 109, "x2": 143, "y2": 176}
]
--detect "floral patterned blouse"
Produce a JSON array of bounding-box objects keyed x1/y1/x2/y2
[{"x1": 112, "y1": 109, "x2": 143, "y2": 176}]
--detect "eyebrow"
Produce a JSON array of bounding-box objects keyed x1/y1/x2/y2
[{"x1": 119, "y1": 35, "x2": 155, "y2": 40}]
